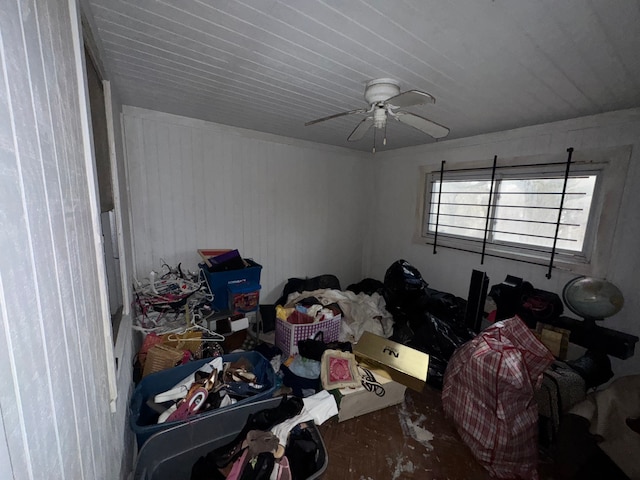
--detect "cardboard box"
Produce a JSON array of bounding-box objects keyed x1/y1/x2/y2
[
  {"x1": 334, "y1": 366, "x2": 406, "y2": 422},
  {"x1": 207, "y1": 313, "x2": 249, "y2": 351},
  {"x1": 535, "y1": 322, "x2": 570, "y2": 359},
  {"x1": 353, "y1": 331, "x2": 429, "y2": 392}
]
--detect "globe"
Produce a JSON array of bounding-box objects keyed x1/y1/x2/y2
[{"x1": 562, "y1": 276, "x2": 624, "y2": 323}]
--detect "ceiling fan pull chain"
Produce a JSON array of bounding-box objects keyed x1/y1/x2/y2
[
  {"x1": 383, "y1": 122, "x2": 388, "y2": 146},
  {"x1": 372, "y1": 127, "x2": 377, "y2": 154}
]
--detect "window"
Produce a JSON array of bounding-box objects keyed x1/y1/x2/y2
[
  {"x1": 415, "y1": 147, "x2": 631, "y2": 277},
  {"x1": 85, "y1": 47, "x2": 125, "y2": 339},
  {"x1": 426, "y1": 171, "x2": 597, "y2": 253}
]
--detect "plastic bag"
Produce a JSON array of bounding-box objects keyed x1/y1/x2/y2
[
  {"x1": 382, "y1": 259, "x2": 429, "y2": 315},
  {"x1": 383, "y1": 259, "x2": 475, "y2": 388},
  {"x1": 275, "y1": 275, "x2": 341, "y2": 306},
  {"x1": 443, "y1": 317, "x2": 554, "y2": 479},
  {"x1": 288, "y1": 355, "x2": 321, "y2": 379}
]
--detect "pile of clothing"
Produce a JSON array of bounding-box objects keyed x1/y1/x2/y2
[
  {"x1": 192, "y1": 391, "x2": 338, "y2": 480},
  {"x1": 283, "y1": 289, "x2": 394, "y2": 344}
]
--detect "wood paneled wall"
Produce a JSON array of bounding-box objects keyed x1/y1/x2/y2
[
  {"x1": 0, "y1": 1, "x2": 132, "y2": 478},
  {"x1": 123, "y1": 107, "x2": 370, "y2": 302}
]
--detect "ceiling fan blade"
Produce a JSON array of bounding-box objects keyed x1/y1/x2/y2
[
  {"x1": 385, "y1": 90, "x2": 435, "y2": 109},
  {"x1": 305, "y1": 108, "x2": 366, "y2": 126},
  {"x1": 394, "y1": 112, "x2": 449, "y2": 139},
  {"x1": 347, "y1": 117, "x2": 374, "y2": 141}
]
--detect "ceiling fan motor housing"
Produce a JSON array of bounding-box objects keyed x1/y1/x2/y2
[{"x1": 364, "y1": 78, "x2": 401, "y2": 104}]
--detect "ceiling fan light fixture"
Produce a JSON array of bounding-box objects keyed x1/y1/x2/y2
[{"x1": 373, "y1": 108, "x2": 387, "y2": 129}]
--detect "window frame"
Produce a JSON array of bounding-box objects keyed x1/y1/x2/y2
[{"x1": 414, "y1": 147, "x2": 631, "y2": 277}]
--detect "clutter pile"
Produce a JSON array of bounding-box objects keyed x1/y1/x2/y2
[
  {"x1": 265, "y1": 272, "x2": 428, "y2": 425},
  {"x1": 131, "y1": 351, "x2": 277, "y2": 447},
  {"x1": 133, "y1": 261, "x2": 215, "y2": 334},
  {"x1": 383, "y1": 259, "x2": 476, "y2": 388},
  {"x1": 132, "y1": 260, "x2": 227, "y2": 380},
  {"x1": 133, "y1": 255, "x2": 558, "y2": 479},
  {"x1": 131, "y1": 255, "x2": 437, "y2": 479},
  {"x1": 273, "y1": 275, "x2": 394, "y2": 356},
  {"x1": 191, "y1": 392, "x2": 336, "y2": 480},
  {"x1": 274, "y1": 298, "x2": 343, "y2": 359},
  {"x1": 153, "y1": 357, "x2": 266, "y2": 425}
]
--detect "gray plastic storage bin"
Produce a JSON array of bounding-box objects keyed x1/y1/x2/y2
[{"x1": 133, "y1": 397, "x2": 328, "y2": 480}]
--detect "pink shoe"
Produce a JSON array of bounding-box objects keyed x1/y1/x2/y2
[
  {"x1": 166, "y1": 386, "x2": 208, "y2": 422},
  {"x1": 226, "y1": 449, "x2": 249, "y2": 480},
  {"x1": 276, "y1": 456, "x2": 291, "y2": 480}
]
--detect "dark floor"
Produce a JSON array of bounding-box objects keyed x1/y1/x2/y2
[{"x1": 318, "y1": 385, "x2": 557, "y2": 480}]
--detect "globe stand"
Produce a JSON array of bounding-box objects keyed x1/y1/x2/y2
[
  {"x1": 581, "y1": 316, "x2": 603, "y2": 334},
  {"x1": 579, "y1": 316, "x2": 606, "y2": 353},
  {"x1": 547, "y1": 315, "x2": 637, "y2": 359}
]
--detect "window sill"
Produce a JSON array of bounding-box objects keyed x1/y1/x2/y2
[{"x1": 417, "y1": 235, "x2": 596, "y2": 277}]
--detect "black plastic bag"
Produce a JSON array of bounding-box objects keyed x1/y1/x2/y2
[
  {"x1": 414, "y1": 312, "x2": 474, "y2": 360},
  {"x1": 396, "y1": 311, "x2": 474, "y2": 388},
  {"x1": 382, "y1": 259, "x2": 429, "y2": 315},
  {"x1": 489, "y1": 276, "x2": 563, "y2": 327},
  {"x1": 383, "y1": 259, "x2": 474, "y2": 388},
  {"x1": 298, "y1": 331, "x2": 352, "y2": 361},
  {"x1": 346, "y1": 278, "x2": 384, "y2": 295},
  {"x1": 518, "y1": 285, "x2": 564, "y2": 328},
  {"x1": 275, "y1": 274, "x2": 341, "y2": 306},
  {"x1": 424, "y1": 288, "x2": 467, "y2": 324}
]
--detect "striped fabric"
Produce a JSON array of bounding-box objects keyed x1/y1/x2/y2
[{"x1": 442, "y1": 316, "x2": 554, "y2": 479}]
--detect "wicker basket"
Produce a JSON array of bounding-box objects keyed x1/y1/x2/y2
[{"x1": 142, "y1": 344, "x2": 185, "y2": 378}]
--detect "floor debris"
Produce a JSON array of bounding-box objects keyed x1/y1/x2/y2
[
  {"x1": 387, "y1": 453, "x2": 416, "y2": 480},
  {"x1": 397, "y1": 397, "x2": 435, "y2": 451}
]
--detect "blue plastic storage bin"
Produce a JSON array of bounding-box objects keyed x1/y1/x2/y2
[
  {"x1": 200, "y1": 259, "x2": 262, "y2": 311},
  {"x1": 129, "y1": 351, "x2": 275, "y2": 448},
  {"x1": 228, "y1": 281, "x2": 261, "y2": 314}
]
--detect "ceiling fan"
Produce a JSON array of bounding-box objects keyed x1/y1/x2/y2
[{"x1": 305, "y1": 78, "x2": 449, "y2": 152}]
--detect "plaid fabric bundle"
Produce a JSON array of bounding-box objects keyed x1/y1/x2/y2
[{"x1": 442, "y1": 316, "x2": 554, "y2": 479}]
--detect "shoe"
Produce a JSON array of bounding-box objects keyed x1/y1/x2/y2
[
  {"x1": 225, "y1": 367, "x2": 257, "y2": 383},
  {"x1": 223, "y1": 381, "x2": 265, "y2": 399},
  {"x1": 275, "y1": 456, "x2": 291, "y2": 480},
  {"x1": 166, "y1": 386, "x2": 208, "y2": 422},
  {"x1": 156, "y1": 358, "x2": 223, "y2": 403},
  {"x1": 208, "y1": 396, "x2": 303, "y2": 468},
  {"x1": 226, "y1": 449, "x2": 250, "y2": 480},
  {"x1": 247, "y1": 395, "x2": 304, "y2": 430},
  {"x1": 244, "y1": 430, "x2": 284, "y2": 459}
]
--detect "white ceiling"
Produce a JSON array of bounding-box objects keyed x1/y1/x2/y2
[{"x1": 86, "y1": 0, "x2": 640, "y2": 152}]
